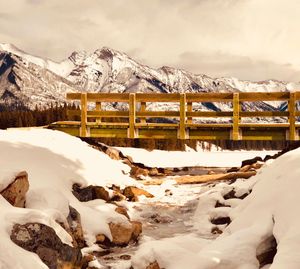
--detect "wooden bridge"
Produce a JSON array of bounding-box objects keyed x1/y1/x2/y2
[{"x1": 49, "y1": 92, "x2": 300, "y2": 141}]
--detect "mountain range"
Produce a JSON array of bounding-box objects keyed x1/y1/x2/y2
[{"x1": 0, "y1": 43, "x2": 299, "y2": 113}]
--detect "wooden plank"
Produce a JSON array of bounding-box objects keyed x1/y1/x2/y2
[
  {"x1": 186, "y1": 123, "x2": 232, "y2": 128},
  {"x1": 240, "y1": 111, "x2": 289, "y2": 117},
  {"x1": 136, "y1": 93, "x2": 180, "y2": 102},
  {"x1": 86, "y1": 93, "x2": 130, "y2": 102},
  {"x1": 135, "y1": 123, "x2": 178, "y2": 128},
  {"x1": 129, "y1": 93, "x2": 136, "y2": 138},
  {"x1": 232, "y1": 93, "x2": 240, "y2": 140},
  {"x1": 87, "y1": 111, "x2": 129, "y2": 118},
  {"x1": 140, "y1": 102, "x2": 146, "y2": 124},
  {"x1": 239, "y1": 92, "x2": 290, "y2": 101},
  {"x1": 51, "y1": 121, "x2": 81, "y2": 126},
  {"x1": 179, "y1": 93, "x2": 186, "y2": 139},
  {"x1": 80, "y1": 93, "x2": 88, "y2": 137},
  {"x1": 187, "y1": 102, "x2": 193, "y2": 124},
  {"x1": 95, "y1": 102, "x2": 102, "y2": 123},
  {"x1": 289, "y1": 92, "x2": 296, "y2": 140},
  {"x1": 187, "y1": 111, "x2": 233, "y2": 117},
  {"x1": 136, "y1": 111, "x2": 180, "y2": 118},
  {"x1": 186, "y1": 92, "x2": 233, "y2": 102},
  {"x1": 239, "y1": 123, "x2": 289, "y2": 128}
]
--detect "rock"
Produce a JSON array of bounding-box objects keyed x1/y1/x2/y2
[
  {"x1": 10, "y1": 223, "x2": 83, "y2": 269},
  {"x1": 239, "y1": 164, "x2": 251, "y2": 172},
  {"x1": 72, "y1": 184, "x2": 110, "y2": 202},
  {"x1": 211, "y1": 216, "x2": 231, "y2": 225},
  {"x1": 256, "y1": 235, "x2": 277, "y2": 267},
  {"x1": 226, "y1": 167, "x2": 239, "y2": 173},
  {"x1": 207, "y1": 170, "x2": 215, "y2": 175},
  {"x1": 109, "y1": 222, "x2": 133, "y2": 246},
  {"x1": 0, "y1": 171, "x2": 29, "y2": 207},
  {"x1": 148, "y1": 168, "x2": 160, "y2": 176},
  {"x1": 241, "y1": 156, "x2": 263, "y2": 167},
  {"x1": 115, "y1": 206, "x2": 130, "y2": 219},
  {"x1": 130, "y1": 167, "x2": 149, "y2": 179},
  {"x1": 123, "y1": 186, "x2": 154, "y2": 202},
  {"x1": 131, "y1": 221, "x2": 142, "y2": 242},
  {"x1": 146, "y1": 261, "x2": 161, "y2": 269},
  {"x1": 66, "y1": 206, "x2": 86, "y2": 248},
  {"x1": 250, "y1": 162, "x2": 263, "y2": 170},
  {"x1": 97, "y1": 220, "x2": 142, "y2": 247},
  {"x1": 105, "y1": 147, "x2": 121, "y2": 160},
  {"x1": 111, "y1": 191, "x2": 126, "y2": 202}
]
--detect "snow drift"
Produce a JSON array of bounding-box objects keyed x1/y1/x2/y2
[{"x1": 132, "y1": 146, "x2": 300, "y2": 269}]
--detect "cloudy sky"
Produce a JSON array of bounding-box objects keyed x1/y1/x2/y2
[{"x1": 0, "y1": 0, "x2": 300, "y2": 81}]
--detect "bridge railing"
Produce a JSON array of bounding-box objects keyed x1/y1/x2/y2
[{"x1": 64, "y1": 92, "x2": 300, "y2": 140}]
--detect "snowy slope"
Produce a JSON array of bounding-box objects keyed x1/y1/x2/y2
[
  {"x1": 132, "y1": 147, "x2": 300, "y2": 269},
  {"x1": 0, "y1": 129, "x2": 136, "y2": 269}
]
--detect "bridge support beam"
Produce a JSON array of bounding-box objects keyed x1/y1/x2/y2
[
  {"x1": 80, "y1": 93, "x2": 88, "y2": 137},
  {"x1": 232, "y1": 93, "x2": 241, "y2": 140},
  {"x1": 129, "y1": 93, "x2": 137, "y2": 139},
  {"x1": 289, "y1": 92, "x2": 296, "y2": 140},
  {"x1": 179, "y1": 93, "x2": 187, "y2": 139}
]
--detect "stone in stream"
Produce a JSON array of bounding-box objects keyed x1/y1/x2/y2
[{"x1": 123, "y1": 186, "x2": 154, "y2": 202}]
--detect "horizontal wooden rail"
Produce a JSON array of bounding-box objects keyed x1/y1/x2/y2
[{"x1": 55, "y1": 91, "x2": 300, "y2": 140}]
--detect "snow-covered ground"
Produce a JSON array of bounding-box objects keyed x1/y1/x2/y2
[
  {"x1": 1, "y1": 129, "x2": 300, "y2": 269},
  {"x1": 0, "y1": 129, "x2": 136, "y2": 269},
  {"x1": 116, "y1": 146, "x2": 277, "y2": 168}
]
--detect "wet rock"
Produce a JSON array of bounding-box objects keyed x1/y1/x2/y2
[
  {"x1": 120, "y1": 254, "x2": 131, "y2": 260},
  {"x1": 109, "y1": 222, "x2": 133, "y2": 246},
  {"x1": 131, "y1": 221, "x2": 142, "y2": 242},
  {"x1": 227, "y1": 167, "x2": 239, "y2": 173},
  {"x1": 72, "y1": 184, "x2": 110, "y2": 202},
  {"x1": 223, "y1": 189, "x2": 251, "y2": 200},
  {"x1": 149, "y1": 213, "x2": 173, "y2": 224},
  {"x1": 215, "y1": 201, "x2": 231, "y2": 208},
  {"x1": 123, "y1": 186, "x2": 154, "y2": 202},
  {"x1": 0, "y1": 171, "x2": 29, "y2": 207},
  {"x1": 10, "y1": 223, "x2": 83, "y2": 269}
]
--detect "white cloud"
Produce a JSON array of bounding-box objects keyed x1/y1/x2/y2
[{"x1": 0, "y1": 0, "x2": 299, "y2": 81}]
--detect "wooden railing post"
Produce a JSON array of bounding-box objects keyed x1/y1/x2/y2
[
  {"x1": 95, "y1": 102, "x2": 102, "y2": 124},
  {"x1": 179, "y1": 93, "x2": 186, "y2": 139},
  {"x1": 129, "y1": 93, "x2": 136, "y2": 138},
  {"x1": 289, "y1": 92, "x2": 296, "y2": 140},
  {"x1": 232, "y1": 93, "x2": 240, "y2": 140},
  {"x1": 80, "y1": 93, "x2": 88, "y2": 137},
  {"x1": 187, "y1": 102, "x2": 193, "y2": 124},
  {"x1": 140, "y1": 102, "x2": 146, "y2": 124}
]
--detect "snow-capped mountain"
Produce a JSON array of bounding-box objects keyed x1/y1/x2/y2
[{"x1": 0, "y1": 43, "x2": 299, "y2": 110}]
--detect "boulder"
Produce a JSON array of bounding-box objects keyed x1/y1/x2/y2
[
  {"x1": 96, "y1": 220, "x2": 142, "y2": 247},
  {"x1": 66, "y1": 206, "x2": 85, "y2": 248},
  {"x1": 123, "y1": 186, "x2": 154, "y2": 202},
  {"x1": 108, "y1": 222, "x2": 133, "y2": 246},
  {"x1": 72, "y1": 184, "x2": 110, "y2": 202},
  {"x1": 10, "y1": 223, "x2": 83, "y2": 269},
  {"x1": 241, "y1": 156, "x2": 263, "y2": 167},
  {"x1": 0, "y1": 171, "x2": 29, "y2": 207},
  {"x1": 130, "y1": 167, "x2": 149, "y2": 179}
]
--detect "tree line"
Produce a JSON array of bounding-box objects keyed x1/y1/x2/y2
[{"x1": 0, "y1": 103, "x2": 78, "y2": 129}]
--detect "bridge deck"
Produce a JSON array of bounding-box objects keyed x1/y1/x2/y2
[{"x1": 49, "y1": 92, "x2": 300, "y2": 141}]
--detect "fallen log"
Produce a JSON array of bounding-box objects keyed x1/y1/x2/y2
[{"x1": 142, "y1": 171, "x2": 256, "y2": 185}]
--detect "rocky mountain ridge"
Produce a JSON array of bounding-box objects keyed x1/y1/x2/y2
[{"x1": 0, "y1": 43, "x2": 299, "y2": 111}]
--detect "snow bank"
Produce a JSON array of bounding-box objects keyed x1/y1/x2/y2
[
  {"x1": 0, "y1": 129, "x2": 135, "y2": 269},
  {"x1": 133, "y1": 147, "x2": 300, "y2": 269},
  {"x1": 116, "y1": 147, "x2": 277, "y2": 168}
]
